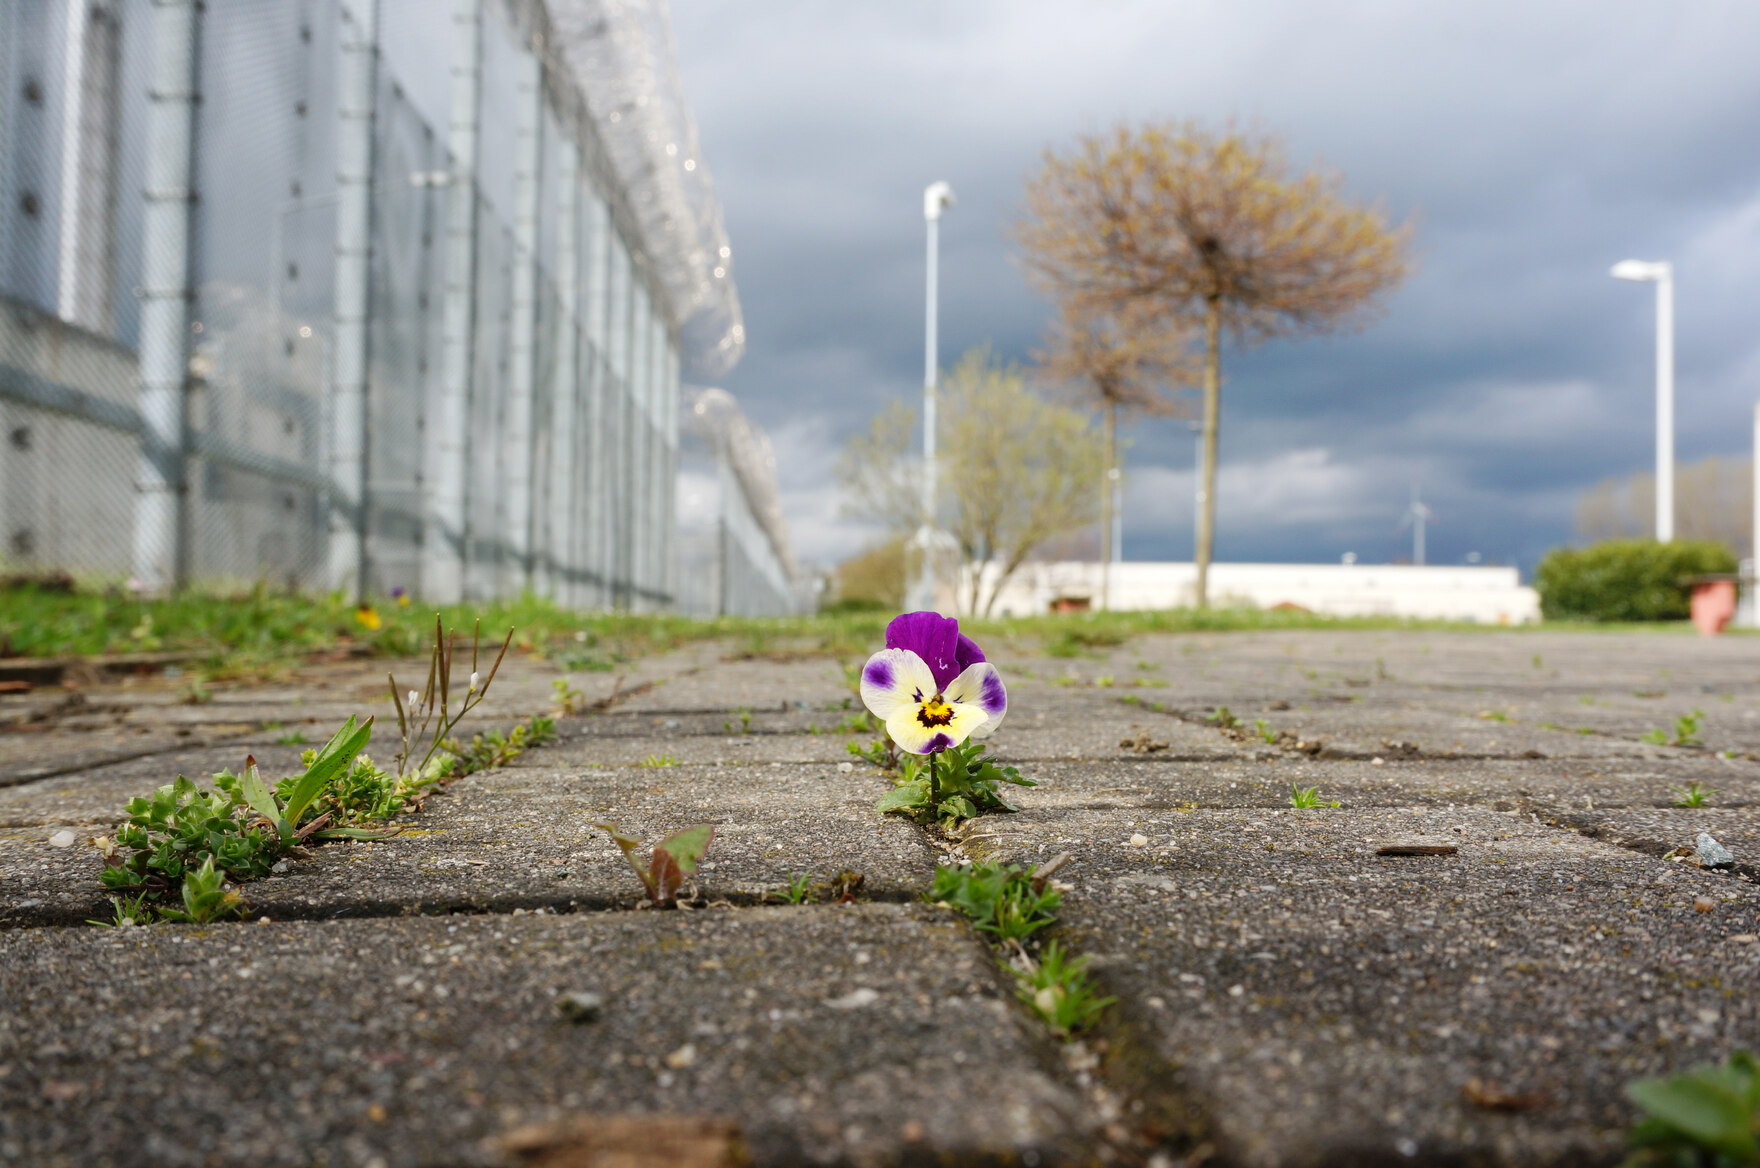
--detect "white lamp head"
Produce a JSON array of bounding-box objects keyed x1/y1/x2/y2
[
  {"x1": 1611, "y1": 259, "x2": 1670, "y2": 282},
  {"x1": 924, "y1": 181, "x2": 955, "y2": 221}
]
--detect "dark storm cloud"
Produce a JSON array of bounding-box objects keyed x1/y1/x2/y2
[{"x1": 669, "y1": 0, "x2": 1760, "y2": 571}]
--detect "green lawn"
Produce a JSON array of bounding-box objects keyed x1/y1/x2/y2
[{"x1": 0, "y1": 581, "x2": 1702, "y2": 674}]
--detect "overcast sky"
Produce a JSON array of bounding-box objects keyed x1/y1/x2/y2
[{"x1": 668, "y1": 0, "x2": 1760, "y2": 574}]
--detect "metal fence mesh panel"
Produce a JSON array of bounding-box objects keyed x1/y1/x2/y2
[{"x1": 0, "y1": 0, "x2": 794, "y2": 611}]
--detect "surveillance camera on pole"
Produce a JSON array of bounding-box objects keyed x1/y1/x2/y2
[
  {"x1": 907, "y1": 182, "x2": 956, "y2": 612},
  {"x1": 1611, "y1": 259, "x2": 1675, "y2": 542}
]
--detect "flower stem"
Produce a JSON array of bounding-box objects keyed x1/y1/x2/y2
[{"x1": 928, "y1": 751, "x2": 939, "y2": 822}]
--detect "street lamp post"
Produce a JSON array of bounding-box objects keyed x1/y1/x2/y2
[
  {"x1": 908, "y1": 181, "x2": 955, "y2": 613},
  {"x1": 1611, "y1": 259, "x2": 1675, "y2": 542}
]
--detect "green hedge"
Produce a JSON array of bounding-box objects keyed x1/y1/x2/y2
[{"x1": 1535, "y1": 538, "x2": 1737, "y2": 622}]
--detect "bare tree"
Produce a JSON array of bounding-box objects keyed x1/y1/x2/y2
[
  {"x1": 1018, "y1": 122, "x2": 1412, "y2": 605},
  {"x1": 1034, "y1": 299, "x2": 1197, "y2": 610},
  {"x1": 837, "y1": 349, "x2": 1107, "y2": 615},
  {"x1": 1576, "y1": 457, "x2": 1753, "y2": 556}
]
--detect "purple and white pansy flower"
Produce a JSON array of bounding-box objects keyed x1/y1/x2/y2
[{"x1": 859, "y1": 612, "x2": 1007, "y2": 755}]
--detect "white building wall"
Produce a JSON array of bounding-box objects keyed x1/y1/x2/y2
[{"x1": 968, "y1": 561, "x2": 1541, "y2": 625}]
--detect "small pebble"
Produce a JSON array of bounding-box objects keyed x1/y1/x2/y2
[
  {"x1": 1695, "y1": 833, "x2": 1735, "y2": 870},
  {"x1": 556, "y1": 991, "x2": 604, "y2": 1023},
  {"x1": 1371, "y1": 757, "x2": 1385, "y2": 766},
  {"x1": 47, "y1": 830, "x2": 76, "y2": 849},
  {"x1": 837, "y1": 761, "x2": 854, "y2": 773},
  {"x1": 1129, "y1": 834, "x2": 1148, "y2": 847},
  {"x1": 1695, "y1": 896, "x2": 1715, "y2": 914},
  {"x1": 665, "y1": 1043, "x2": 698, "y2": 1068}
]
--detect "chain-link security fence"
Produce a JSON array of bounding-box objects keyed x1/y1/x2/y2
[
  {"x1": 0, "y1": 0, "x2": 792, "y2": 612},
  {"x1": 674, "y1": 386, "x2": 808, "y2": 617}
]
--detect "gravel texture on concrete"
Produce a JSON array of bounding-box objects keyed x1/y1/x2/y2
[
  {"x1": 1, "y1": 749, "x2": 935, "y2": 927},
  {"x1": 951, "y1": 802, "x2": 1760, "y2": 1167},
  {"x1": 0, "y1": 904, "x2": 1092, "y2": 1167},
  {"x1": 8, "y1": 627, "x2": 1760, "y2": 1167}
]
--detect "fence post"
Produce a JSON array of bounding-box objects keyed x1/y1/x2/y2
[
  {"x1": 425, "y1": 0, "x2": 480, "y2": 604},
  {"x1": 607, "y1": 238, "x2": 630, "y2": 607},
  {"x1": 627, "y1": 285, "x2": 649, "y2": 607},
  {"x1": 546, "y1": 136, "x2": 579, "y2": 605},
  {"x1": 329, "y1": 0, "x2": 378, "y2": 600},
  {"x1": 132, "y1": 0, "x2": 199, "y2": 594},
  {"x1": 661, "y1": 338, "x2": 679, "y2": 605},
  {"x1": 504, "y1": 43, "x2": 541, "y2": 596},
  {"x1": 581, "y1": 191, "x2": 609, "y2": 608}
]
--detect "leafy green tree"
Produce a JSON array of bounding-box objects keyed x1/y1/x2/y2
[{"x1": 838, "y1": 349, "x2": 1107, "y2": 615}]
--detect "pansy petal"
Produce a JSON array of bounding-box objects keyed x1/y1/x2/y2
[
  {"x1": 859, "y1": 649, "x2": 936, "y2": 720},
  {"x1": 954, "y1": 632, "x2": 986, "y2": 673},
  {"x1": 944, "y1": 662, "x2": 1007, "y2": 737},
  {"x1": 885, "y1": 700, "x2": 989, "y2": 755},
  {"x1": 885, "y1": 612, "x2": 962, "y2": 690}
]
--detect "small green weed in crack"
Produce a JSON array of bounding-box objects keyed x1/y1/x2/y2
[
  {"x1": 156, "y1": 856, "x2": 243, "y2": 924},
  {"x1": 1289, "y1": 783, "x2": 1340, "y2": 809},
  {"x1": 94, "y1": 716, "x2": 400, "y2": 916},
  {"x1": 87, "y1": 891, "x2": 154, "y2": 927},
  {"x1": 846, "y1": 735, "x2": 898, "y2": 769},
  {"x1": 274, "y1": 729, "x2": 308, "y2": 745},
  {"x1": 835, "y1": 711, "x2": 875, "y2": 735},
  {"x1": 442, "y1": 715, "x2": 556, "y2": 776},
  {"x1": 877, "y1": 740, "x2": 1035, "y2": 829},
  {"x1": 1672, "y1": 781, "x2": 1716, "y2": 809},
  {"x1": 551, "y1": 677, "x2": 588, "y2": 714},
  {"x1": 640, "y1": 753, "x2": 679, "y2": 769},
  {"x1": 1205, "y1": 706, "x2": 1239, "y2": 730},
  {"x1": 928, "y1": 859, "x2": 1060, "y2": 943},
  {"x1": 723, "y1": 708, "x2": 753, "y2": 734},
  {"x1": 1643, "y1": 710, "x2": 1705, "y2": 748},
  {"x1": 929, "y1": 855, "x2": 1112, "y2": 1038},
  {"x1": 776, "y1": 872, "x2": 815, "y2": 904},
  {"x1": 1622, "y1": 1049, "x2": 1760, "y2": 1167},
  {"x1": 594, "y1": 823, "x2": 715, "y2": 907},
  {"x1": 388, "y1": 616, "x2": 514, "y2": 781},
  {"x1": 1016, "y1": 940, "x2": 1116, "y2": 1037},
  {"x1": 1252, "y1": 719, "x2": 1280, "y2": 745}
]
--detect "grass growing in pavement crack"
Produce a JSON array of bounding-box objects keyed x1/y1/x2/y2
[
  {"x1": 1289, "y1": 783, "x2": 1341, "y2": 809},
  {"x1": 1642, "y1": 709, "x2": 1705, "y2": 748},
  {"x1": 92, "y1": 716, "x2": 403, "y2": 922},
  {"x1": 88, "y1": 618, "x2": 570, "y2": 926},
  {"x1": 441, "y1": 714, "x2": 556, "y2": 776},
  {"x1": 1671, "y1": 781, "x2": 1716, "y2": 808},
  {"x1": 928, "y1": 856, "x2": 1114, "y2": 1038}
]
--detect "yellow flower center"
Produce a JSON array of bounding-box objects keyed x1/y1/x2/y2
[{"x1": 916, "y1": 695, "x2": 955, "y2": 728}]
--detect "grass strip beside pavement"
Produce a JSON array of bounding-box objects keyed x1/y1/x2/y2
[{"x1": 0, "y1": 581, "x2": 1567, "y2": 677}]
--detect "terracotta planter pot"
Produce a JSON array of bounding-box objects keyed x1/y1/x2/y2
[{"x1": 1690, "y1": 578, "x2": 1738, "y2": 636}]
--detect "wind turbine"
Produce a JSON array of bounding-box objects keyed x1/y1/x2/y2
[{"x1": 1396, "y1": 484, "x2": 1436, "y2": 566}]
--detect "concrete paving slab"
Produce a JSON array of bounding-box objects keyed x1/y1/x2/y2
[
  {"x1": 613, "y1": 656, "x2": 850, "y2": 713},
  {"x1": 0, "y1": 904, "x2": 1092, "y2": 1168},
  {"x1": 948, "y1": 800, "x2": 1760, "y2": 1166},
  {"x1": 1, "y1": 751, "x2": 935, "y2": 927},
  {"x1": 1539, "y1": 806, "x2": 1760, "y2": 874},
  {"x1": 990, "y1": 754, "x2": 1760, "y2": 814}
]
